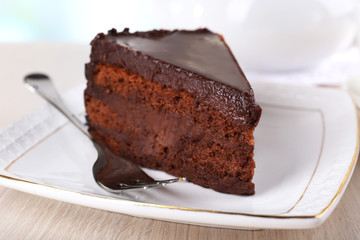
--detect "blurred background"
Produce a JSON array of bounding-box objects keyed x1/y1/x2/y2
[
  {"x1": 0, "y1": 0, "x2": 359, "y2": 72},
  {"x1": 0, "y1": 0, "x2": 226, "y2": 43}
]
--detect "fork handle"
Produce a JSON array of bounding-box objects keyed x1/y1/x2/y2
[{"x1": 24, "y1": 73, "x2": 91, "y2": 138}]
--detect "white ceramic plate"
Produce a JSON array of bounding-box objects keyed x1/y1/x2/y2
[{"x1": 0, "y1": 82, "x2": 358, "y2": 229}]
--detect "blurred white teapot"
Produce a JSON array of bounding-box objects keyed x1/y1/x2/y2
[{"x1": 224, "y1": 0, "x2": 358, "y2": 71}]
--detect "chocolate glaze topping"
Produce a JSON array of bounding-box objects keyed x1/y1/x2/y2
[{"x1": 86, "y1": 28, "x2": 261, "y2": 126}]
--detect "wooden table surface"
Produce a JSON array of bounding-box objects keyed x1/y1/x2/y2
[{"x1": 0, "y1": 43, "x2": 359, "y2": 239}]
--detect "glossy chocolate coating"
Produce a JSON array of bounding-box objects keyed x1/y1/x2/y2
[
  {"x1": 86, "y1": 28, "x2": 261, "y2": 126},
  {"x1": 106, "y1": 28, "x2": 250, "y2": 91}
]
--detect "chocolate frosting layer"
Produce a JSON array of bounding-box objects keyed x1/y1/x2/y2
[{"x1": 86, "y1": 28, "x2": 261, "y2": 126}]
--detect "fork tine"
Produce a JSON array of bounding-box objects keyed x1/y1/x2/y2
[{"x1": 106, "y1": 177, "x2": 186, "y2": 192}]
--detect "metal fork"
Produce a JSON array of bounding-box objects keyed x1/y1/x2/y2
[{"x1": 24, "y1": 73, "x2": 185, "y2": 192}]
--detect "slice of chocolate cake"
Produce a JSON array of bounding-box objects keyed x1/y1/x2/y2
[{"x1": 85, "y1": 28, "x2": 261, "y2": 195}]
